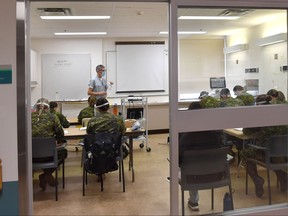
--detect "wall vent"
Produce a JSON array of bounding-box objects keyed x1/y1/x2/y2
[
  {"x1": 37, "y1": 8, "x2": 72, "y2": 16},
  {"x1": 219, "y1": 9, "x2": 253, "y2": 16}
]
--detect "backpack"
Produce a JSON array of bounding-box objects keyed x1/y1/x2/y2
[{"x1": 84, "y1": 132, "x2": 121, "y2": 174}]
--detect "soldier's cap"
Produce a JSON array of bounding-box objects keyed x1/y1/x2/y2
[
  {"x1": 95, "y1": 98, "x2": 109, "y2": 108},
  {"x1": 36, "y1": 98, "x2": 50, "y2": 108},
  {"x1": 198, "y1": 91, "x2": 209, "y2": 99},
  {"x1": 95, "y1": 102, "x2": 109, "y2": 108}
]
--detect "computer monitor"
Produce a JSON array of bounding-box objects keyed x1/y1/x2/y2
[
  {"x1": 126, "y1": 107, "x2": 144, "y2": 119},
  {"x1": 210, "y1": 77, "x2": 226, "y2": 89}
]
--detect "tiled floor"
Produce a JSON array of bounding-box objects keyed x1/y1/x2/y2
[{"x1": 33, "y1": 133, "x2": 288, "y2": 215}]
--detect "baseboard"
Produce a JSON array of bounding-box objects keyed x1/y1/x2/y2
[{"x1": 148, "y1": 129, "x2": 169, "y2": 134}]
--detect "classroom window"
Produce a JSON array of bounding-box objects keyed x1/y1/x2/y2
[{"x1": 177, "y1": 8, "x2": 288, "y2": 110}]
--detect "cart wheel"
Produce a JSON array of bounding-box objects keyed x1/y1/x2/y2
[
  {"x1": 139, "y1": 143, "x2": 144, "y2": 148},
  {"x1": 146, "y1": 147, "x2": 151, "y2": 152}
]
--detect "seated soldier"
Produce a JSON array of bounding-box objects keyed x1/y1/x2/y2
[
  {"x1": 32, "y1": 98, "x2": 68, "y2": 190},
  {"x1": 77, "y1": 96, "x2": 97, "y2": 124},
  {"x1": 241, "y1": 94, "x2": 288, "y2": 198},
  {"x1": 233, "y1": 85, "x2": 255, "y2": 106},
  {"x1": 179, "y1": 101, "x2": 223, "y2": 211},
  {"x1": 49, "y1": 101, "x2": 70, "y2": 128}
]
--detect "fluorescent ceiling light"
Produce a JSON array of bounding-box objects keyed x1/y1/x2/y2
[
  {"x1": 41, "y1": 16, "x2": 110, "y2": 20},
  {"x1": 54, "y1": 32, "x2": 107, "y2": 36},
  {"x1": 159, "y1": 31, "x2": 206, "y2": 35},
  {"x1": 178, "y1": 16, "x2": 240, "y2": 20},
  {"x1": 224, "y1": 43, "x2": 249, "y2": 54},
  {"x1": 256, "y1": 33, "x2": 287, "y2": 46}
]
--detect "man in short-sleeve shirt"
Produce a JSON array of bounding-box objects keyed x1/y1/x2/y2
[{"x1": 87, "y1": 65, "x2": 112, "y2": 99}]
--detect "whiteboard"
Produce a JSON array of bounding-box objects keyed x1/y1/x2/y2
[
  {"x1": 42, "y1": 54, "x2": 91, "y2": 101},
  {"x1": 116, "y1": 43, "x2": 165, "y2": 93}
]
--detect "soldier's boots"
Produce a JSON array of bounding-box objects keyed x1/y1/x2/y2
[
  {"x1": 247, "y1": 162, "x2": 264, "y2": 198},
  {"x1": 45, "y1": 172, "x2": 57, "y2": 187},
  {"x1": 39, "y1": 173, "x2": 47, "y2": 191},
  {"x1": 274, "y1": 170, "x2": 288, "y2": 192}
]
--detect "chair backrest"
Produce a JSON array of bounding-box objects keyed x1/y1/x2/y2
[
  {"x1": 32, "y1": 137, "x2": 57, "y2": 163},
  {"x1": 267, "y1": 135, "x2": 288, "y2": 157},
  {"x1": 266, "y1": 135, "x2": 288, "y2": 168},
  {"x1": 82, "y1": 118, "x2": 91, "y2": 127},
  {"x1": 84, "y1": 132, "x2": 122, "y2": 174},
  {"x1": 180, "y1": 147, "x2": 230, "y2": 190}
]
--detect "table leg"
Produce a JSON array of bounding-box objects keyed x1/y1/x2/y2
[{"x1": 128, "y1": 136, "x2": 135, "y2": 182}]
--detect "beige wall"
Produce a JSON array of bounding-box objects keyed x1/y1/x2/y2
[{"x1": 179, "y1": 39, "x2": 225, "y2": 94}]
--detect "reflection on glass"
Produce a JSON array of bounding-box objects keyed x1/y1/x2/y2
[{"x1": 177, "y1": 8, "x2": 287, "y2": 110}]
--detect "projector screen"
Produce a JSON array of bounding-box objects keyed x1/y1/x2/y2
[{"x1": 116, "y1": 42, "x2": 165, "y2": 93}]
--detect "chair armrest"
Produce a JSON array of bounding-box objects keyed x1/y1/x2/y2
[{"x1": 246, "y1": 143, "x2": 266, "y2": 151}]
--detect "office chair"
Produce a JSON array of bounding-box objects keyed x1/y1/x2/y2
[
  {"x1": 32, "y1": 137, "x2": 65, "y2": 201},
  {"x1": 245, "y1": 134, "x2": 288, "y2": 205},
  {"x1": 82, "y1": 132, "x2": 125, "y2": 195},
  {"x1": 179, "y1": 147, "x2": 233, "y2": 215}
]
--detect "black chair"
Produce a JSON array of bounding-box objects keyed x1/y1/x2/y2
[
  {"x1": 245, "y1": 134, "x2": 288, "y2": 205},
  {"x1": 82, "y1": 132, "x2": 125, "y2": 195},
  {"x1": 78, "y1": 118, "x2": 91, "y2": 167},
  {"x1": 179, "y1": 147, "x2": 233, "y2": 215},
  {"x1": 32, "y1": 137, "x2": 65, "y2": 201}
]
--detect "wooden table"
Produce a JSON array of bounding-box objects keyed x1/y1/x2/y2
[
  {"x1": 67, "y1": 117, "x2": 80, "y2": 125},
  {"x1": 223, "y1": 128, "x2": 256, "y2": 177},
  {"x1": 223, "y1": 128, "x2": 252, "y2": 141},
  {"x1": 64, "y1": 127, "x2": 144, "y2": 182}
]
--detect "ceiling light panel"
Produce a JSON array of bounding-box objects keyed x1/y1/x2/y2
[
  {"x1": 41, "y1": 16, "x2": 110, "y2": 20},
  {"x1": 178, "y1": 16, "x2": 240, "y2": 20},
  {"x1": 55, "y1": 32, "x2": 107, "y2": 36}
]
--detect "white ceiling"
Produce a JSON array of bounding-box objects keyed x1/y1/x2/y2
[{"x1": 30, "y1": 2, "x2": 286, "y2": 39}]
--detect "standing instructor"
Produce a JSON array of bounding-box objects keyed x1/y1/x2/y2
[{"x1": 87, "y1": 64, "x2": 113, "y2": 99}]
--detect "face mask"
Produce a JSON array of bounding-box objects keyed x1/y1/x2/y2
[{"x1": 102, "y1": 72, "x2": 106, "y2": 77}]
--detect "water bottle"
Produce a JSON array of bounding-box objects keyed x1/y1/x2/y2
[
  {"x1": 223, "y1": 192, "x2": 233, "y2": 211},
  {"x1": 113, "y1": 103, "x2": 118, "y2": 115}
]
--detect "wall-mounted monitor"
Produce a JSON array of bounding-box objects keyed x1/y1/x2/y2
[{"x1": 210, "y1": 77, "x2": 226, "y2": 89}]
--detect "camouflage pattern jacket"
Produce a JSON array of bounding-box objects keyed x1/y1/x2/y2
[
  {"x1": 220, "y1": 97, "x2": 244, "y2": 107},
  {"x1": 86, "y1": 111, "x2": 126, "y2": 136},
  {"x1": 50, "y1": 110, "x2": 70, "y2": 128},
  {"x1": 236, "y1": 93, "x2": 255, "y2": 106},
  {"x1": 78, "y1": 106, "x2": 95, "y2": 124},
  {"x1": 32, "y1": 111, "x2": 64, "y2": 143}
]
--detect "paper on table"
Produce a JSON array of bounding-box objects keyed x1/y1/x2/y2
[
  {"x1": 234, "y1": 128, "x2": 243, "y2": 131},
  {"x1": 80, "y1": 127, "x2": 87, "y2": 131}
]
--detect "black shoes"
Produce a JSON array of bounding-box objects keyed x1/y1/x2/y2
[
  {"x1": 39, "y1": 173, "x2": 47, "y2": 191},
  {"x1": 188, "y1": 200, "x2": 199, "y2": 211}
]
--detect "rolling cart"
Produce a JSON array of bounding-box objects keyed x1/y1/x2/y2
[{"x1": 120, "y1": 96, "x2": 151, "y2": 152}]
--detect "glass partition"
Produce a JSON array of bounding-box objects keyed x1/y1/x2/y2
[
  {"x1": 177, "y1": 8, "x2": 287, "y2": 110},
  {"x1": 174, "y1": 6, "x2": 288, "y2": 214}
]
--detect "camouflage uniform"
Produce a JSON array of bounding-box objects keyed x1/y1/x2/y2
[
  {"x1": 77, "y1": 106, "x2": 95, "y2": 124},
  {"x1": 241, "y1": 125, "x2": 288, "y2": 166},
  {"x1": 236, "y1": 93, "x2": 255, "y2": 106},
  {"x1": 200, "y1": 96, "x2": 220, "y2": 108},
  {"x1": 86, "y1": 111, "x2": 126, "y2": 136},
  {"x1": 32, "y1": 111, "x2": 64, "y2": 141},
  {"x1": 32, "y1": 111, "x2": 67, "y2": 173},
  {"x1": 220, "y1": 97, "x2": 244, "y2": 107},
  {"x1": 50, "y1": 109, "x2": 70, "y2": 128}
]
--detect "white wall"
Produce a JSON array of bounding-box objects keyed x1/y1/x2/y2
[
  {"x1": 179, "y1": 39, "x2": 225, "y2": 95},
  {"x1": 226, "y1": 14, "x2": 287, "y2": 96},
  {"x1": 0, "y1": 0, "x2": 18, "y2": 182}
]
